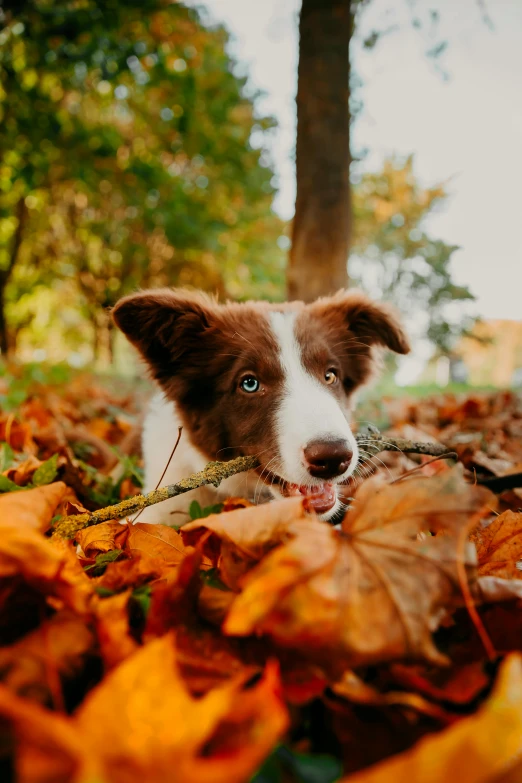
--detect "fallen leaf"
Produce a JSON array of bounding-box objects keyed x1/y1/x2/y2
[
  {"x1": 0, "y1": 684, "x2": 93, "y2": 783},
  {"x1": 342, "y1": 654, "x2": 522, "y2": 783},
  {"x1": 0, "y1": 529, "x2": 93, "y2": 615},
  {"x1": 182, "y1": 496, "x2": 308, "y2": 590},
  {"x1": 4, "y1": 454, "x2": 43, "y2": 485},
  {"x1": 93, "y1": 591, "x2": 139, "y2": 669},
  {"x1": 0, "y1": 416, "x2": 36, "y2": 453},
  {"x1": 0, "y1": 482, "x2": 68, "y2": 532},
  {"x1": 126, "y1": 522, "x2": 189, "y2": 565},
  {"x1": 224, "y1": 468, "x2": 492, "y2": 671},
  {"x1": 473, "y1": 511, "x2": 522, "y2": 579},
  {"x1": 95, "y1": 552, "x2": 166, "y2": 592},
  {"x1": 0, "y1": 611, "x2": 95, "y2": 703},
  {"x1": 76, "y1": 520, "x2": 129, "y2": 558},
  {"x1": 387, "y1": 660, "x2": 490, "y2": 709},
  {"x1": 75, "y1": 633, "x2": 288, "y2": 783},
  {"x1": 330, "y1": 669, "x2": 455, "y2": 724}
]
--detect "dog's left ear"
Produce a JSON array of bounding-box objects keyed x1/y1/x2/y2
[{"x1": 313, "y1": 290, "x2": 411, "y2": 355}]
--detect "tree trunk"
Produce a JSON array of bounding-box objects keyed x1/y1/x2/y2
[
  {"x1": 288, "y1": 0, "x2": 352, "y2": 302},
  {"x1": 0, "y1": 284, "x2": 9, "y2": 356},
  {"x1": 0, "y1": 199, "x2": 28, "y2": 356}
]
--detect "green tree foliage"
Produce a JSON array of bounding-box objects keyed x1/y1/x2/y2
[
  {"x1": 0, "y1": 0, "x2": 285, "y2": 360},
  {"x1": 351, "y1": 157, "x2": 475, "y2": 354}
]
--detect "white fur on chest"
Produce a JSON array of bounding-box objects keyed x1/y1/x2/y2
[{"x1": 138, "y1": 391, "x2": 260, "y2": 524}]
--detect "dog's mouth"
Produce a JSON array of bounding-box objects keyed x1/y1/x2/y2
[
  {"x1": 282, "y1": 481, "x2": 337, "y2": 514},
  {"x1": 257, "y1": 469, "x2": 337, "y2": 514}
]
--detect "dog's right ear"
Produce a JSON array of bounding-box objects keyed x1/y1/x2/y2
[{"x1": 112, "y1": 289, "x2": 218, "y2": 384}]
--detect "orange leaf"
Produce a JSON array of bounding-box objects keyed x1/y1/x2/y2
[
  {"x1": 0, "y1": 684, "x2": 93, "y2": 783},
  {"x1": 93, "y1": 591, "x2": 139, "y2": 670},
  {"x1": 126, "y1": 522, "x2": 188, "y2": 565},
  {"x1": 342, "y1": 654, "x2": 522, "y2": 783},
  {"x1": 224, "y1": 468, "x2": 492, "y2": 671},
  {"x1": 0, "y1": 482, "x2": 68, "y2": 533},
  {"x1": 473, "y1": 511, "x2": 522, "y2": 579},
  {"x1": 95, "y1": 552, "x2": 166, "y2": 592},
  {"x1": 76, "y1": 520, "x2": 129, "y2": 558},
  {"x1": 75, "y1": 633, "x2": 288, "y2": 783},
  {"x1": 182, "y1": 496, "x2": 308, "y2": 589},
  {"x1": 0, "y1": 611, "x2": 95, "y2": 704},
  {"x1": 4, "y1": 454, "x2": 43, "y2": 485},
  {"x1": 0, "y1": 528, "x2": 93, "y2": 614}
]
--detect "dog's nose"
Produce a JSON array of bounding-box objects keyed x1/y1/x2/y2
[{"x1": 303, "y1": 439, "x2": 353, "y2": 479}]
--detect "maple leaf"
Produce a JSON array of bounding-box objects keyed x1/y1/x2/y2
[
  {"x1": 93, "y1": 590, "x2": 139, "y2": 669},
  {"x1": 182, "y1": 496, "x2": 308, "y2": 590},
  {"x1": 0, "y1": 481, "x2": 68, "y2": 532},
  {"x1": 76, "y1": 520, "x2": 129, "y2": 558},
  {"x1": 0, "y1": 633, "x2": 288, "y2": 783},
  {"x1": 0, "y1": 528, "x2": 93, "y2": 615},
  {"x1": 77, "y1": 633, "x2": 288, "y2": 783},
  {"x1": 0, "y1": 610, "x2": 95, "y2": 704},
  {"x1": 341, "y1": 654, "x2": 522, "y2": 783},
  {"x1": 473, "y1": 510, "x2": 522, "y2": 580},
  {"x1": 224, "y1": 468, "x2": 493, "y2": 671},
  {"x1": 126, "y1": 521, "x2": 190, "y2": 565}
]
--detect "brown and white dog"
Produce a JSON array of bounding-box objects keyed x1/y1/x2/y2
[{"x1": 112, "y1": 288, "x2": 410, "y2": 523}]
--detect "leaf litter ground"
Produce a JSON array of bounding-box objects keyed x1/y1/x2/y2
[{"x1": 1, "y1": 370, "x2": 522, "y2": 783}]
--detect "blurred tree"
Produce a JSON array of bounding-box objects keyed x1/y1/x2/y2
[
  {"x1": 288, "y1": 0, "x2": 492, "y2": 305},
  {"x1": 350, "y1": 157, "x2": 475, "y2": 354},
  {"x1": 0, "y1": 0, "x2": 285, "y2": 359},
  {"x1": 287, "y1": 0, "x2": 352, "y2": 302}
]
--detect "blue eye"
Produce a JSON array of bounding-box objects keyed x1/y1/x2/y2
[{"x1": 240, "y1": 375, "x2": 260, "y2": 393}]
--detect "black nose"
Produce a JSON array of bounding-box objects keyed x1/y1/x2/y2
[{"x1": 303, "y1": 439, "x2": 353, "y2": 479}]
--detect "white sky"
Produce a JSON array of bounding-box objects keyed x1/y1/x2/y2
[{"x1": 194, "y1": 0, "x2": 522, "y2": 327}]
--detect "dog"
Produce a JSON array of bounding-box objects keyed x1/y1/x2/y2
[{"x1": 112, "y1": 288, "x2": 410, "y2": 524}]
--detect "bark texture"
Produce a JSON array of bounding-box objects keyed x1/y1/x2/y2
[{"x1": 288, "y1": 0, "x2": 352, "y2": 302}]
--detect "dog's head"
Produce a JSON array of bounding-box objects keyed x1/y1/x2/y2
[{"x1": 113, "y1": 289, "x2": 410, "y2": 520}]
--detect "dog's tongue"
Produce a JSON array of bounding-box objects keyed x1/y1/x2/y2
[{"x1": 285, "y1": 482, "x2": 336, "y2": 513}]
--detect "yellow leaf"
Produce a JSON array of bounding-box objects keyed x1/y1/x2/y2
[
  {"x1": 343, "y1": 654, "x2": 522, "y2": 783},
  {"x1": 0, "y1": 482, "x2": 68, "y2": 532}
]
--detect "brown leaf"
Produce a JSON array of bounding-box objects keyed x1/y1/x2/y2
[
  {"x1": 0, "y1": 611, "x2": 95, "y2": 704},
  {"x1": 126, "y1": 522, "x2": 189, "y2": 565},
  {"x1": 76, "y1": 520, "x2": 129, "y2": 558},
  {"x1": 173, "y1": 624, "x2": 260, "y2": 696},
  {"x1": 224, "y1": 468, "x2": 492, "y2": 671},
  {"x1": 74, "y1": 633, "x2": 288, "y2": 783},
  {"x1": 0, "y1": 528, "x2": 93, "y2": 616},
  {"x1": 342, "y1": 654, "x2": 522, "y2": 783},
  {"x1": 95, "y1": 552, "x2": 166, "y2": 592},
  {"x1": 473, "y1": 511, "x2": 522, "y2": 579},
  {"x1": 0, "y1": 416, "x2": 36, "y2": 453},
  {"x1": 0, "y1": 684, "x2": 92, "y2": 783},
  {"x1": 182, "y1": 496, "x2": 308, "y2": 590},
  {"x1": 0, "y1": 482, "x2": 68, "y2": 533},
  {"x1": 330, "y1": 669, "x2": 455, "y2": 724},
  {"x1": 222, "y1": 497, "x2": 254, "y2": 512},
  {"x1": 4, "y1": 455, "x2": 44, "y2": 485},
  {"x1": 93, "y1": 591, "x2": 139, "y2": 670}
]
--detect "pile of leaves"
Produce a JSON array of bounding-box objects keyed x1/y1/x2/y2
[{"x1": 2, "y1": 369, "x2": 522, "y2": 783}]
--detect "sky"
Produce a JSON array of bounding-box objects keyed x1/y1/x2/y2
[{"x1": 192, "y1": 0, "x2": 522, "y2": 331}]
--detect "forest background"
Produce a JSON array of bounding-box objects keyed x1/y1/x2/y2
[{"x1": 0, "y1": 0, "x2": 519, "y2": 390}]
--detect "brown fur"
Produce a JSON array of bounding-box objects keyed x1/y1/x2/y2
[{"x1": 112, "y1": 288, "x2": 410, "y2": 467}]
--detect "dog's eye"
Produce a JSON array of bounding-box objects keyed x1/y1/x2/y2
[
  {"x1": 325, "y1": 369, "x2": 338, "y2": 385},
  {"x1": 240, "y1": 375, "x2": 260, "y2": 393}
]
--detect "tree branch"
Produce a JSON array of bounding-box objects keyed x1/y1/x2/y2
[{"x1": 52, "y1": 432, "x2": 455, "y2": 539}]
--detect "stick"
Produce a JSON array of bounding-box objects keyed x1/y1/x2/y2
[
  {"x1": 52, "y1": 432, "x2": 453, "y2": 539},
  {"x1": 475, "y1": 472, "x2": 522, "y2": 492},
  {"x1": 52, "y1": 456, "x2": 258, "y2": 539}
]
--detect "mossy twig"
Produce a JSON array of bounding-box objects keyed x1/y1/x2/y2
[
  {"x1": 53, "y1": 431, "x2": 453, "y2": 539},
  {"x1": 53, "y1": 455, "x2": 258, "y2": 539}
]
